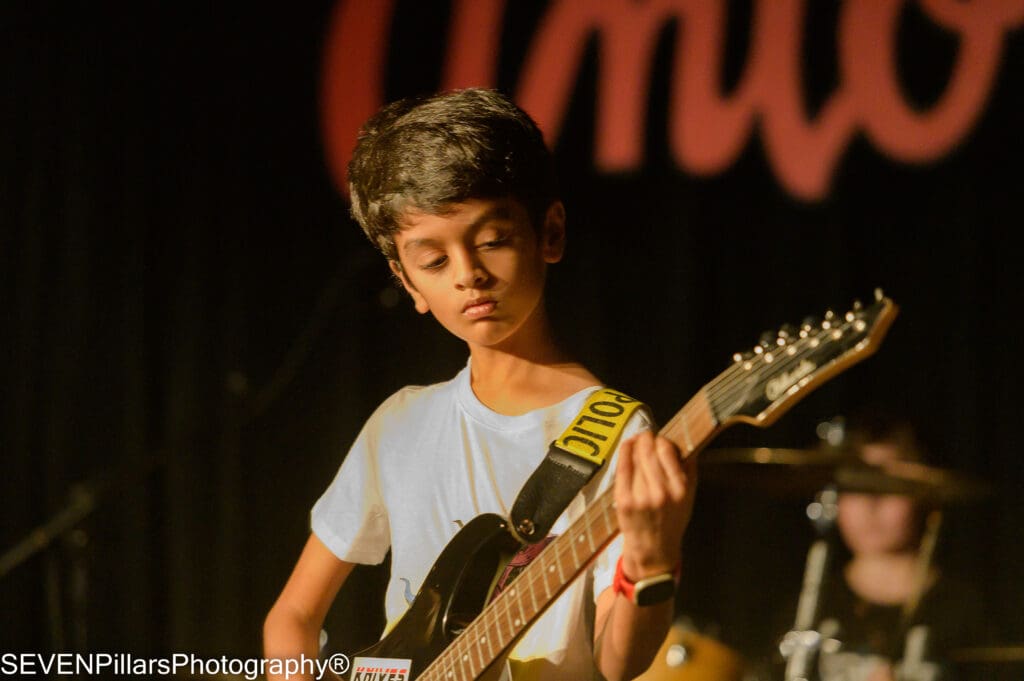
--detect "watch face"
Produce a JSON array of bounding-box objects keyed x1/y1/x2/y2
[{"x1": 635, "y1": 577, "x2": 676, "y2": 606}]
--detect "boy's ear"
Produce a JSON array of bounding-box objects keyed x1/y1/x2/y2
[
  {"x1": 388, "y1": 260, "x2": 431, "y2": 314},
  {"x1": 540, "y1": 201, "x2": 566, "y2": 264}
]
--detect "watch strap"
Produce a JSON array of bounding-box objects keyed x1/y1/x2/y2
[{"x1": 612, "y1": 556, "x2": 680, "y2": 606}]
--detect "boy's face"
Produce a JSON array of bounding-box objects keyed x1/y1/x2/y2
[
  {"x1": 389, "y1": 197, "x2": 565, "y2": 352},
  {"x1": 837, "y1": 442, "x2": 922, "y2": 556}
]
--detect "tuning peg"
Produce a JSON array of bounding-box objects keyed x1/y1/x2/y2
[
  {"x1": 777, "y1": 323, "x2": 798, "y2": 343},
  {"x1": 874, "y1": 287, "x2": 884, "y2": 302},
  {"x1": 800, "y1": 317, "x2": 818, "y2": 337},
  {"x1": 844, "y1": 299, "x2": 864, "y2": 322},
  {"x1": 821, "y1": 309, "x2": 836, "y2": 329}
]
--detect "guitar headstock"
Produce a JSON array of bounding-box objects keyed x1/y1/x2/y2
[{"x1": 709, "y1": 290, "x2": 898, "y2": 428}]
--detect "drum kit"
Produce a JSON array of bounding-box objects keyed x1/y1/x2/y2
[{"x1": 636, "y1": 432, "x2": 1020, "y2": 681}]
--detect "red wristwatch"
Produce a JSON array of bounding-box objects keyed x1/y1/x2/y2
[{"x1": 612, "y1": 557, "x2": 680, "y2": 606}]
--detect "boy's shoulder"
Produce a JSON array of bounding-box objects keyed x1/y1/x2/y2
[{"x1": 365, "y1": 368, "x2": 467, "y2": 431}]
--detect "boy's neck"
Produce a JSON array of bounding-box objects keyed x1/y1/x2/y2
[
  {"x1": 844, "y1": 551, "x2": 935, "y2": 606},
  {"x1": 467, "y1": 323, "x2": 599, "y2": 416}
]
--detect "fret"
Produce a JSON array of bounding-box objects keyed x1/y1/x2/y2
[
  {"x1": 443, "y1": 641, "x2": 461, "y2": 681},
  {"x1": 490, "y1": 609, "x2": 503, "y2": 651},
  {"x1": 478, "y1": 627, "x2": 492, "y2": 663},
  {"x1": 435, "y1": 655, "x2": 454, "y2": 681},
  {"x1": 569, "y1": 531, "x2": 580, "y2": 567},
  {"x1": 565, "y1": 538, "x2": 579, "y2": 573},
  {"x1": 527, "y1": 571, "x2": 538, "y2": 615},
  {"x1": 662, "y1": 391, "x2": 716, "y2": 460},
  {"x1": 452, "y1": 639, "x2": 464, "y2": 675},
  {"x1": 459, "y1": 643, "x2": 473, "y2": 678},
  {"x1": 501, "y1": 590, "x2": 515, "y2": 642},
  {"x1": 585, "y1": 520, "x2": 596, "y2": 553},
  {"x1": 511, "y1": 596, "x2": 523, "y2": 629},
  {"x1": 483, "y1": 611, "x2": 496, "y2": 658},
  {"x1": 463, "y1": 636, "x2": 476, "y2": 678},
  {"x1": 554, "y1": 547, "x2": 566, "y2": 582},
  {"x1": 601, "y1": 497, "x2": 616, "y2": 537},
  {"x1": 563, "y1": 536, "x2": 580, "y2": 573},
  {"x1": 543, "y1": 559, "x2": 557, "y2": 595},
  {"x1": 472, "y1": 631, "x2": 484, "y2": 674},
  {"x1": 680, "y1": 407, "x2": 694, "y2": 453},
  {"x1": 466, "y1": 638, "x2": 478, "y2": 679}
]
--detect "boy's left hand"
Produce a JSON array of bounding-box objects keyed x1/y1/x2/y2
[{"x1": 614, "y1": 431, "x2": 696, "y2": 580}]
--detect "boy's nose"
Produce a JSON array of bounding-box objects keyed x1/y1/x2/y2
[
  {"x1": 455, "y1": 266, "x2": 487, "y2": 290},
  {"x1": 453, "y1": 254, "x2": 488, "y2": 289}
]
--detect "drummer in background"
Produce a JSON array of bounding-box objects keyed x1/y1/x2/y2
[{"x1": 797, "y1": 409, "x2": 988, "y2": 681}]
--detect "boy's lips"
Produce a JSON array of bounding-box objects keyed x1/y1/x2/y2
[{"x1": 463, "y1": 298, "x2": 497, "y2": 319}]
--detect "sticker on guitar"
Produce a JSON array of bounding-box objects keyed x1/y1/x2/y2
[{"x1": 350, "y1": 657, "x2": 412, "y2": 681}]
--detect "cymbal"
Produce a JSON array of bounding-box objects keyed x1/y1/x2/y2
[
  {"x1": 700, "y1": 447, "x2": 990, "y2": 504},
  {"x1": 701, "y1": 446, "x2": 855, "y2": 467},
  {"x1": 699, "y1": 446, "x2": 856, "y2": 498},
  {"x1": 835, "y1": 458, "x2": 991, "y2": 504},
  {"x1": 949, "y1": 645, "x2": 1024, "y2": 663}
]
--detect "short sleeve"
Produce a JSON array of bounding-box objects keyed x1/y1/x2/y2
[
  {"x1": 310, "y1": 403, "x2": 393, "y2": 565},
  {"x1": 590, "y1": 408, "x2": 655, "y2": 601}
]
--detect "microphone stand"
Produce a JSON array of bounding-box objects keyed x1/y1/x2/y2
[
  {"x1": 0, "y1": 454, "x2": 163, "y2": 651},
  {"x1": 779, "y1": 485, "x2": 839, "y2": 681},
  {"x1": 0, "y1": 482, "x2": 97, "y2": 580}
]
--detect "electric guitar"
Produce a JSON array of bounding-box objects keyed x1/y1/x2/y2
[{"x1": 344, "y1": 292, "x2": 898, "y2": 681}]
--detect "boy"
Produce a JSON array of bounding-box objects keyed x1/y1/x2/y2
[
  {"x1": 263, "y1": 88, "x2": 696, "y2": 681},
  {"x1": 808, "y1": 413, "x2": 986, "y2": 681}
]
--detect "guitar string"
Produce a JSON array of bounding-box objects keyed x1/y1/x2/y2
[
  {"x1": 706, "y1": 322, "x2": 836, "y2": 410},
  {"x1": 714, "y1": 302, "x2": 880, "y2": 407},
  {"x1": 705, "y1": 312, "x2": 865, "y2": 418}
]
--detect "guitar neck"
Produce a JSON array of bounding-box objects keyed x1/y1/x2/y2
[{"x1": 418, "y1": 390, "x2": 718, "y2": 681}]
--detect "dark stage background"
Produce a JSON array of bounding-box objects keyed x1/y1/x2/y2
[{"x1": 3, "y1": 1, "x2": 1023, "y2": 677}]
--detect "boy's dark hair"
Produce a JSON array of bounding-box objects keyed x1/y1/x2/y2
[
  {"x1": 347, "y1": 88, "x2": 558, "y2": 262},
  {"x1": 842, "y1": 407, "x2": 928, "y2": 464}
]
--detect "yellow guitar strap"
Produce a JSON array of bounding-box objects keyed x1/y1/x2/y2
[
  {"x1": 509, "y1": 388, "x2": 646, "y2": 544},
  {"x1": 553, "y1": 388, "x2": 646, "y2": 467}
]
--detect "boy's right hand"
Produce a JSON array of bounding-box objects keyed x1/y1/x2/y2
[{"x1": 613, "y1": 431, "x2": 696, "y2": 582}]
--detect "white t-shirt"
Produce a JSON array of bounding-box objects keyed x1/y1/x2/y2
[{"x1": 311, "y1": 363, "x2": 651, "y2": 680}]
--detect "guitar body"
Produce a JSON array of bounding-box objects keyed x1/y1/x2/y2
[{"x1": 345, "y1": 513, "x2": 521, "y2": 681}]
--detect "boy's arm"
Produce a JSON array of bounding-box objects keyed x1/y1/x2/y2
[
  {"x1": 264, "y1": 534, "x2": 355, "y2": 681},
  {"x1": 593, "y1": 431, "x2": 696, "y2": 681}
]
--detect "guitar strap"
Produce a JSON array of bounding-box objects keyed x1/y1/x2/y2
[{"x1": 509, "y1": 388, "x2": 647, "y2": 544}]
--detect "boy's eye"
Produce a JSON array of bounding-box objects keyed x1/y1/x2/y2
[
  {"x1": 420, "y1": 255, "x2": 448, "y2": 270},
  {"x1": 478, "y1": 237, "x2": 508, "y2": 249}
]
